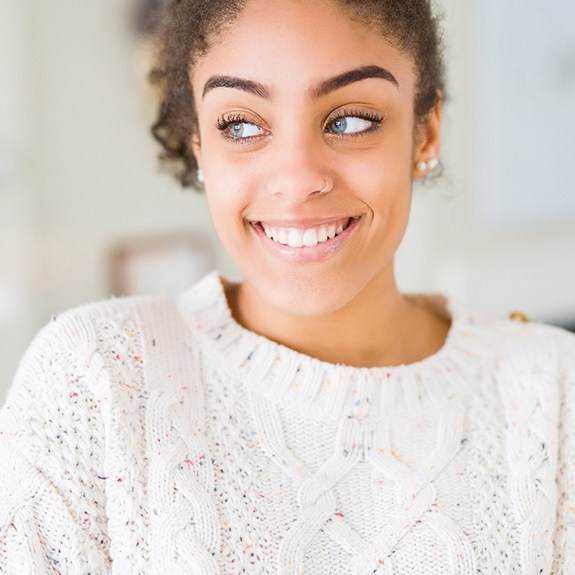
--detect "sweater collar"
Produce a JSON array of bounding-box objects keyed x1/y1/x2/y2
[{"x1": 177, "y1": 272, "x2": 493, "y2": 419}]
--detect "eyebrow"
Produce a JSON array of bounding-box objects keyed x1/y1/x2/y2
[
  {"x1": 202, "y1": 65, "x2": 399, "y2": 100},
  {"x1": 202, "y1": 76, "x2": 270, "y2": 99},
  {"x1": 312, "y1": 65, "x2": 399, "y2": 97}
]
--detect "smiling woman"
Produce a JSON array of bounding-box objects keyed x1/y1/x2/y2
[
  {"x1": 183, "y1": 0, "x2": 445, "y2": 366},
  {"x1": 0, "y1": 0, "x2": 574, "y2": 573}
]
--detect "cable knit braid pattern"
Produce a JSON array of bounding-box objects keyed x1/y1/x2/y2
[{"x1": 0, "y1": 271, "x2": 574, "y2": 574}]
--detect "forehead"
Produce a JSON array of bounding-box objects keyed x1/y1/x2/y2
[{"x1": 191, "y1": 0, "x2": 417, "y2": 99}]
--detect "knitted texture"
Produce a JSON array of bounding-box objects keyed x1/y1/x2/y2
[{"x1": 0, "y1": 271, "x2": 574, "y2": 574}]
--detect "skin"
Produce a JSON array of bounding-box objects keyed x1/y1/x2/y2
[{"x1": 191, "y1": 0, "x2": 448, "y2": 368}]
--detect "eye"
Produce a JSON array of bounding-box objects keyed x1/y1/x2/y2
[
  {"x1": 216, "y1": 114, "x2": 268, "y2": 141},
  {"x1": 324, "y1": 111, "x2": 383, "y2": 137},
  {"x1": 227, "y1": 121, "x2": 265, "y2": 139},
  {"x1": 328, "y1": 116, "x2": 376, "y2": 135}
]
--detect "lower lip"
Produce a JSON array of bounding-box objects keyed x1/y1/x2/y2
[{"x1": 250, "y1": 218, "x2": 360, "y2": 263}]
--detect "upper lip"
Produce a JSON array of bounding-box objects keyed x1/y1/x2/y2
[{"x1": 250, "y1": 216, "x2": 359, "y2": 228}]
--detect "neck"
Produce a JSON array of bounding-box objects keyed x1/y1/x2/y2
[{"x1": 226, "y1": 268, "x2": 450, "y2": 368}]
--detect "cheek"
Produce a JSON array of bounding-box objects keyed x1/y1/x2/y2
[
  {"x1": 205, "y1": 186, "x2": 244, "y2": 240},
  {"x1": 203, "y1": 171, "x2": 256, "y2": 268},
  {"x1": 344, "y1": 145, "x2": 414, "y2": 213},
  {"x1": 340, "y1": 117, "x2": 415, "y2": 192}
]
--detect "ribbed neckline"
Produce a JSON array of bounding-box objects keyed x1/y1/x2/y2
[{"x1": 177, "y1": 272, "x2": 493, "y2": 420}]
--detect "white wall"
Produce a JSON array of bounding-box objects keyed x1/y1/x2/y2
[
  {"x1": 0, "y1": 0, "x2": 38, "y2": 398},
  {"x1": 27, "y1": 0, "x2": 232, "y2": 315},
  {"x1": 1, "y1": 0, "x2": 574, "y2": 402},
  {"x1": 398, "y1": 0, "x2": 575, "y2": 324}
]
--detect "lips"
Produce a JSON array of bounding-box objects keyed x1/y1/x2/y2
[{"x1": 255, "y1": 217, "x2": 355, "y2": 248}]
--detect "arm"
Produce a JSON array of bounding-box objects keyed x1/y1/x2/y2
[
  {"x1": 553, "y1": 332, "x2": 575, "y2": 574},
  {"x1": 0, "y1": 312, "x2": 111, "y2": 574}
]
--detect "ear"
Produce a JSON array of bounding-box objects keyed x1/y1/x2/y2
[
  {"x1": 413, "y1": 94, "x2": 442, "y2": 179},
  {"x1": 191, "y1": 133, "x2": 202, "y2": 170}
]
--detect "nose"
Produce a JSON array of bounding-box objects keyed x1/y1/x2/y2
[{"x1": 264, "y1": 133, "x2": 333, "y2": 202}]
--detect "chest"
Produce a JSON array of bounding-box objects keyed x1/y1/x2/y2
[{"x1": 124, "y1": 368, "x2": 560, "y2": 574}]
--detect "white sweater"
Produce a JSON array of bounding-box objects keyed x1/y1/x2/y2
[{"x1": 0, "y1": 272, "x2": 574, "y2": 574}]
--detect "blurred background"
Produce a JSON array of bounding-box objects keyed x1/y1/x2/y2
[{"x1": 1, "y1": 0, "x2": 574, "y2": 401}]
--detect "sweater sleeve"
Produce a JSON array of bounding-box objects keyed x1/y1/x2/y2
[
  {"x1": 553, "y1": 331, "x2": 575, "y2": 574},
  {"x1": 0, "y1": 310, "x2": 112, "y2": 574}
]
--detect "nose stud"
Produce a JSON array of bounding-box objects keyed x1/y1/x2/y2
[{"x1": 318, "y1": 178, "x2": 332, "y2": 194}]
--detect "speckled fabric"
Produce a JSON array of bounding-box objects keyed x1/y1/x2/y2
[{"x1": 0, "y1": 272, "x2": 574, "y2": 574}]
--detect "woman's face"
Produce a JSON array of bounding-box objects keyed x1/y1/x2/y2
[{"x1": 191, "y1": 0, "x2": 440, "y2": 317}]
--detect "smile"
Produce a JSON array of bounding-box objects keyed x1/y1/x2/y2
[{"x1": 257, "y1": 217, "x2": 355, "y2": 248}]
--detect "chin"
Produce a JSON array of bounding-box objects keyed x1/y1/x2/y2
[{"x1": 250, "y1": 271, "x2": 365, "y2": 319}]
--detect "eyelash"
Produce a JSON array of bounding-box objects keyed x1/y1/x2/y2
[
  {"x1": 324, "y1": 109, "x2": 384, "y2": 137},
  {"x1": 216, "y1": 113, "x2": 264, "y2": 144},
  {"x1": 215, "y1": 109, "x2": 385, "y2": 143}
]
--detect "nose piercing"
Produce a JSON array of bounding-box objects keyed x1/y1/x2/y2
[{"x1": 318, "y1": 178, "x2": 332, "y2": 194}]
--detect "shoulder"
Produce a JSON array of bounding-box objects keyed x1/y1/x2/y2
[
  {"x1": 3, "y1": 270, "x2": 228, "y2": 420},
  {"x1": 457, "y1": 301, "x2": 575, "y2": 370},
  {"x1": 446, "y1": 301, "x2": 575, "y2": 407},
  {"x1": 490, "y1": 314, "x2": 574, "y2": 368},
  {"x1": 461, "y1": 310, "x2": 575, "y2": 427},
  {"x1": 28, "y1": 293, "x2": 169, "y2": 353},
  {"x1": 0, "y1": 293, "x2": 185, "y2": 435},
  {"x1": 8, "y1": 295, "x2": 163, "y2": 391},
  {"x1": 0, "y1": 291, "x2": 188, "y2": 499}
]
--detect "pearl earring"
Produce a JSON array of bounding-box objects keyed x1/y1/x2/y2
[
  {"x1": 196, "y1": 168, "x2": 204, "y2": 184},
  {"x1": 416, "y1": 157, "x2": 439, "y2": 172}
]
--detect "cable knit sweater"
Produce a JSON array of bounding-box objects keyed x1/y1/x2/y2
[{"x1": 0, "y1": 272, "x2": 574, "y2": 574}]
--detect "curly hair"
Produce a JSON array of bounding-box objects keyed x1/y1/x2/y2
[{"x1": 150, "y1": 0, "x2": 446, "y2": 188}]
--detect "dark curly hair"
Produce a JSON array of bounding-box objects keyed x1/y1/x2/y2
[{"x1": 150, "y1": 0, "x2": 446, "y2": 188}]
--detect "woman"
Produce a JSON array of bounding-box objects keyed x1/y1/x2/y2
[{"x1": 1, "y1": 0, "x2": 573, "y2": 572}]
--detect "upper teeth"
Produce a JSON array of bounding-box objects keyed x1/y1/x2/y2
[{"x1": 261, "y1": 219, "x2": 350, "y2": 248}]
